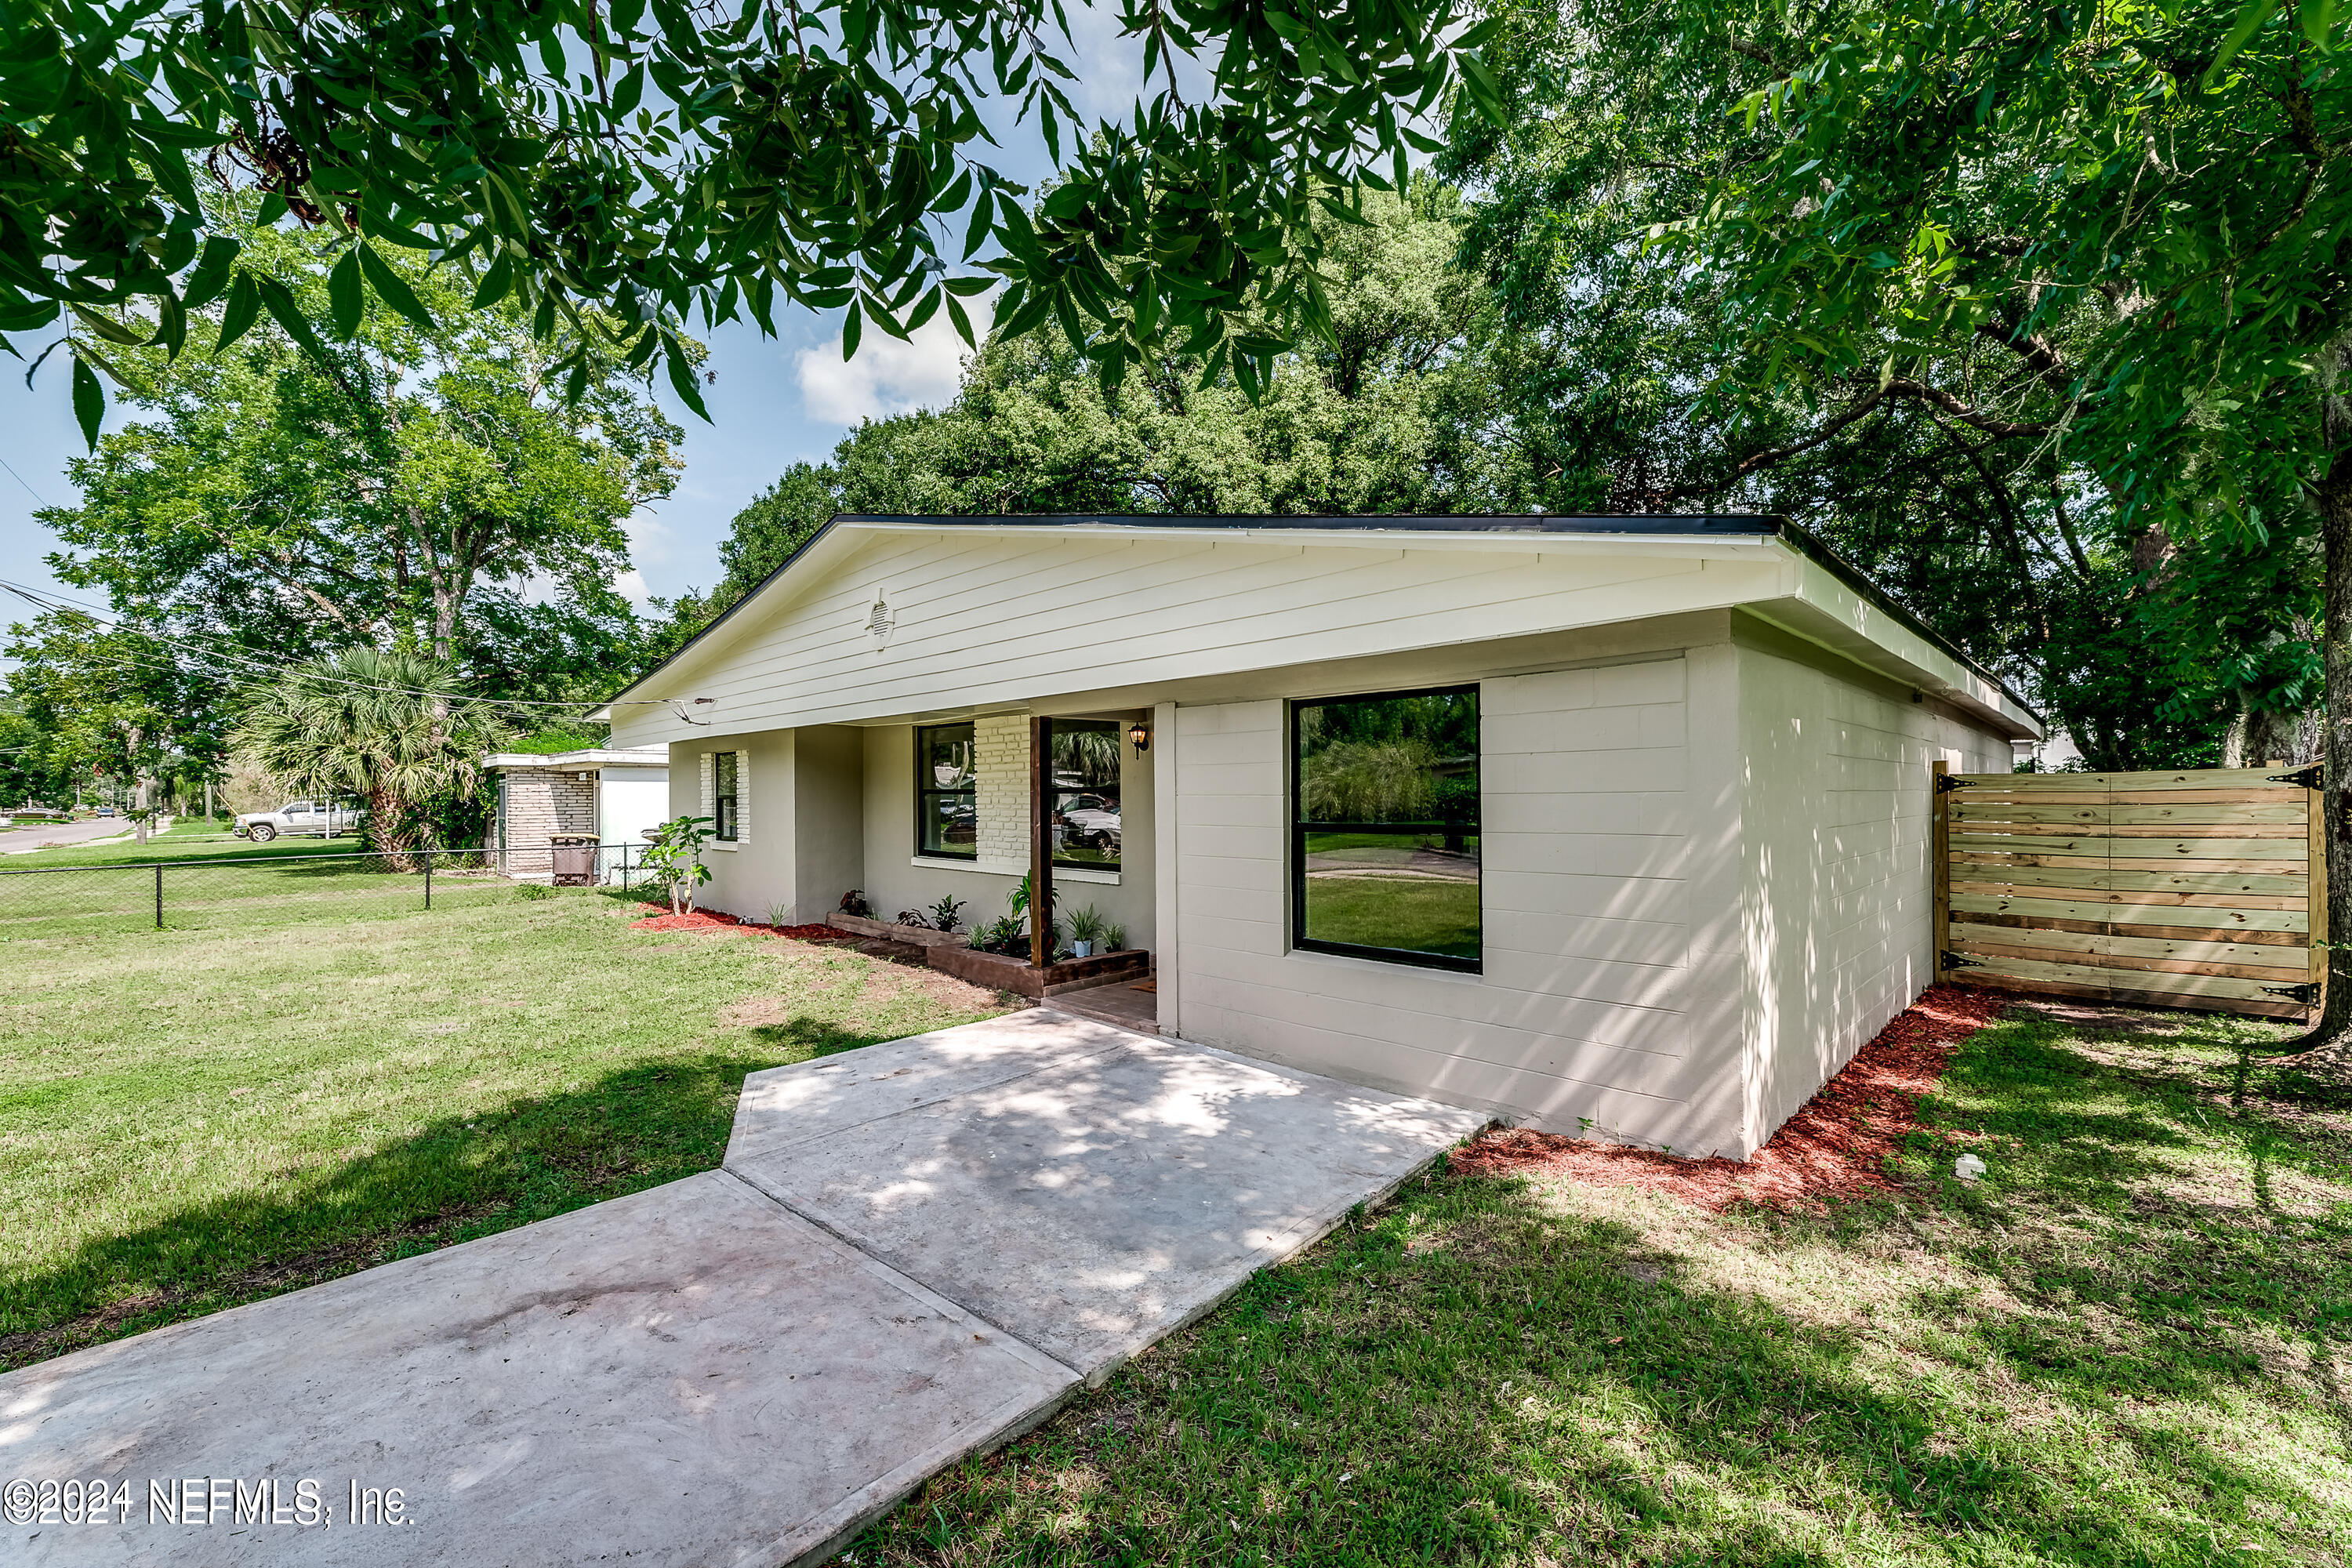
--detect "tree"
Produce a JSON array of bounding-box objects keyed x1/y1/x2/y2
[
  {"x1": 1426, "y1": 0, "x2": 2323, "y2": 772},
  {"x1": 1628, "y1": 0, "x2": 2352, "y2": 1042},
  {"x1": 29, "y1": 218, "x2": 676, "y2": 706},
  {"x1": 0, "y1": 702, "x2": 73, "y2": 809},
  {"x1": 234, "y1": 648, "x2": 516, "y2": 867},
  {"x1": 649, "y1": 183, "x2": 1552, "y2": 650},
  {"x1": 3, "y1": 611, "x2": 222, "y2": 815},
  {"x1": 2, "y1": 0, "x2": 1507, "y2": 439}
]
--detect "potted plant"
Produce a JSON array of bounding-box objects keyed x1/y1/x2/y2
[{"x1": 1066, "y1": 905, "x2": 1107, "y2": 958}]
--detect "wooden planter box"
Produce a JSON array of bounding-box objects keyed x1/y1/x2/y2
[
  {"x1": 826, "y1": 910, "x2": 970, "y2": 949},
  {"x1": 826, "y1": 912, "x2": 1149, "y2": 999},
  {"x1": 924, "y1": 942, "x2": 1150, "y2": 1000}
]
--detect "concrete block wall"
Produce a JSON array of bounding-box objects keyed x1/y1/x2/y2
[
  {"x1": 1733, "y1": 628, "x2": 2016, "y2": 1148},
  {"x1": 497, "y1": 768, "x2": 597, "y2": 878},
  {"x1": 865, "y1": 721, "x2": 1157, "y2": 949},
  {"x1": 1168, "y1": 647, "x2": 1751, "y2": 1159}
]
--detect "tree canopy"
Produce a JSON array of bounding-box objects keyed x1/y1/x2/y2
[
  {"x1": 2, "y1": 0, "x2": 1506, "y2": 439},
  {"x1": 31, "y1": 219, "x2": 677, "y2": 696}
]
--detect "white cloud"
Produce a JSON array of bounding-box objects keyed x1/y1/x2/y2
[
  {"x1": 612, "y1": 568, "x2": 654, "y2": 609},
  {"x1": 794, "y1": 303, "x2": 985, "y2": 426},
  {"x1": 622, "y1": 508, "x2": 674, "y2": 570}
]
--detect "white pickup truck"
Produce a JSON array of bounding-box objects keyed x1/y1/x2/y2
[{"x1": 234, "y1": 800, "x2": 361, "y2": 842}]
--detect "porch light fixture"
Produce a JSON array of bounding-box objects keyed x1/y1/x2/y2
[{"x1": 1129, "y1": 720, "x2": 1150, "y2": 757}]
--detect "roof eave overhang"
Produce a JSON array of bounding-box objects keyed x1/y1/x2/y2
[{"x1": 596, "y1": 514, "x2": 2042, "y2": 739}]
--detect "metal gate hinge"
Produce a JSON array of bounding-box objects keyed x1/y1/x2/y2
[
  {"x1": 2263, "y1": 982, "x2": 2321, "y2": 1004},
  {"x1": 1940, "y1": 950, "x2": 1986, "y2": 970},
  {"x1": 1935, "y1": 774, "x2": 1972, "y2": 793},
  {"x1": 2268, "y1": 764, "x2": 2324, "y2": 789}
]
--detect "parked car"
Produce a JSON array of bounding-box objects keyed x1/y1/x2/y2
[
  {"x1": 1058, "y1": 793, "x2": 1121, "y2": 856},
  {"x1": 94, "y1": 806, "x2": 116, "y2": 817},
  {"x1": 234, "y1": 800, "x2": 361, "y2": 842}
]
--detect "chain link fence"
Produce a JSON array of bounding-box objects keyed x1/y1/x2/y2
[{"x1": 0, "y1": 844, "x2": 662, "y2": 940}]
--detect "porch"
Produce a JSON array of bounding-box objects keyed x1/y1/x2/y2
[{"x1": 678, "y1": 706, "x2": 1165, "y2": 1028}]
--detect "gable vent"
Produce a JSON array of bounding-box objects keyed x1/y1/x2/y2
[{"x1": 866, "y1": 595, "x2": 895, "y2": 644}]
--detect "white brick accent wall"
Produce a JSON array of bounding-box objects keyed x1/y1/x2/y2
[
  {"x1": 697, "y1": 750, "x2": 751, "y2": 844},
  {"x1": 974, "y1": 713, "x2": 1029, "y2": 865}
]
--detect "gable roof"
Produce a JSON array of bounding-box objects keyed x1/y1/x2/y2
[{"x1": 603, "y1": 513, "x2": 2040, "y2": 734}]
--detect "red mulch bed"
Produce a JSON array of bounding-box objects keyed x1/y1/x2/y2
[
  {"x1": 628, "y1": 909, "x2": 846, "y2": 941},
  {"x1": 1447, "y1": 985, "x2": 2013, "y2": 1212}
]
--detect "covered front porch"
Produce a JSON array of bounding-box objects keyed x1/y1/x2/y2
[{"x1": 673, "y1": 702, "x2": 1167, "y2": 1027}]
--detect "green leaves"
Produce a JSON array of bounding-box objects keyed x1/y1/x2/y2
[
  {"x1": 328, "y1": 249, "x2": 365, "y2": 340},
  {"x1": 356, "y1": 243, "x2": 437, "y2": 335},
  {"x1": 71, "y1": 356, "x2": 103, "y2": 450},
  {"x1": 7, "y1": 0, "x2": 1479, "y2": 415}
]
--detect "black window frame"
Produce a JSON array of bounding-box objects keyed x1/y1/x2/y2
[
  {"x1": 713, "y1": 750, "x2": 740, "y2": 842},
  {"x1": 1046, "y1": 717, "x2": 1123, "y2": 873},
  {"x1": 914, "y1": 722, "x2": 978, "y2": 861},
  {"x1": 1287, "y1": 683, "x2": 1482, "y2": 974}
]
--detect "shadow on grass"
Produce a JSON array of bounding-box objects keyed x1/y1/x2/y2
[
  {"x1": 855, "y1": 1169, "x2": 2344, "y2": 1568},
  {"x1": 0, "y1": 1011, "x2": 890, "y2": 1372},
  {"x1": 1904, "y1": 1011, "x2": 2352, "y2": 1394},
  {"x1": 844, "y1": 1006, "x2": 2350, "y2": 1568}
]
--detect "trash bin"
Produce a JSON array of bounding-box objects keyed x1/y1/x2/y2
[{"x1": 550, "y1": 833, "x2": 599, "y2": 887}]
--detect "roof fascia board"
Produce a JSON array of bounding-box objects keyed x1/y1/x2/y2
[
  {"x1": 1749, "y1": 548, "x2": 2043, "y2": 739},
  {"x1": 840, "y1": 517, "x2": 1784, "y2": 561}
]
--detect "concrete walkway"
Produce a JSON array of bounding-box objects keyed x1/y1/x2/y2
[{"x1": 1, "y1": 1012, "x2": 1483, "y2": 1566}]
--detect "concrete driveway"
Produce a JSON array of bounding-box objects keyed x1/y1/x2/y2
[{"x1": 0, "y1": 1011, "x2": 1483, "y2": 1566}]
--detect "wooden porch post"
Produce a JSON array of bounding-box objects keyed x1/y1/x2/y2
[{"x1": 1030, "y1": 715, "x2": 1053, "y2": 969}]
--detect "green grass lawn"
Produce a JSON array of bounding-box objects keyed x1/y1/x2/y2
[
  {"x1": 843, "y1": 1005, "x2": 2352, "y2": 1567},
  {"x1": 0, "y1": 892, "x2": 1011, "y2": 1367},
  {"x1": 0, "y1": 828, "x2": 530, "y2": 938}
]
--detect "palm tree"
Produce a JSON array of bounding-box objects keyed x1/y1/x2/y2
[{"x1": 235, "y1": 648, "x2": 515, "y2": 869}]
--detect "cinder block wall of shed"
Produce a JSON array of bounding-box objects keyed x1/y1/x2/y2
[
  {"x1": 1730, "y1": 614, "x2": 2018, "y2": 1153},
  {"x1": 496, "y1": 768, "x2": 597, "y2": 879}
]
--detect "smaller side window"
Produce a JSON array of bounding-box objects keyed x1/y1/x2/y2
[{"x1": 713, "y1": 752, "x2": 740, "y2": 841}]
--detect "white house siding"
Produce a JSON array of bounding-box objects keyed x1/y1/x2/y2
[
  {"x1": 608, "y1": 531, "x2": 1802, "y2": 748},
  {"x1": 858, "y1": 722, "x2": 1156, "y2": 948},
  {"x1": 1731, "y1": 622, "x2": 2016, "y2": 1148},
  {"x1": 1169, "y1": 641, "x2": 1755, "y2": 1157}
]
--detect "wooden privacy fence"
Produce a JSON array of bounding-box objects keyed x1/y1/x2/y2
[{"x1": 1931, "y1": 764, "x2": 2324, "y2": 1020}]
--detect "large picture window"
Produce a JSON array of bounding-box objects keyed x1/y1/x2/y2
[
  {"x1": 1047, "y1": 719, "x2": 1121, "y2": 871},
  {"x1": 916, "y1": 723, "x2": 978, "y2": 858},
  {"x1": 1290, "y1": 686, "x2": 1480, "y2": 970},
  {"x1": 713, "y1": 751, "x2": 740, "y2": 841}
]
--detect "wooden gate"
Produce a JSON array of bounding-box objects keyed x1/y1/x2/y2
[{"x1": 1932, "y1": 765, "x2": 2325, "y2": 1019}]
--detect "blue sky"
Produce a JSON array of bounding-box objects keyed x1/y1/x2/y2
[{"x1": 0, "y1": 9, "x2": 1200, "y2": 619}]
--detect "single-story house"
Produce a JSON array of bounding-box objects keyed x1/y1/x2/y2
[
  {"x1": 482, "y1": 747, "x2": 673, "y2": 880},
  {"x1": 595, "y1": 514, "x2": 2038, "y2": 1160}
]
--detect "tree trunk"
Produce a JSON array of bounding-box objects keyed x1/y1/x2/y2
[
  {"x1": 365, "y1": 783, "x2": 419, "y2": 873},
  {"x1": 2284, "y1": 451, "x2": 2352, "y2": 1065}
]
